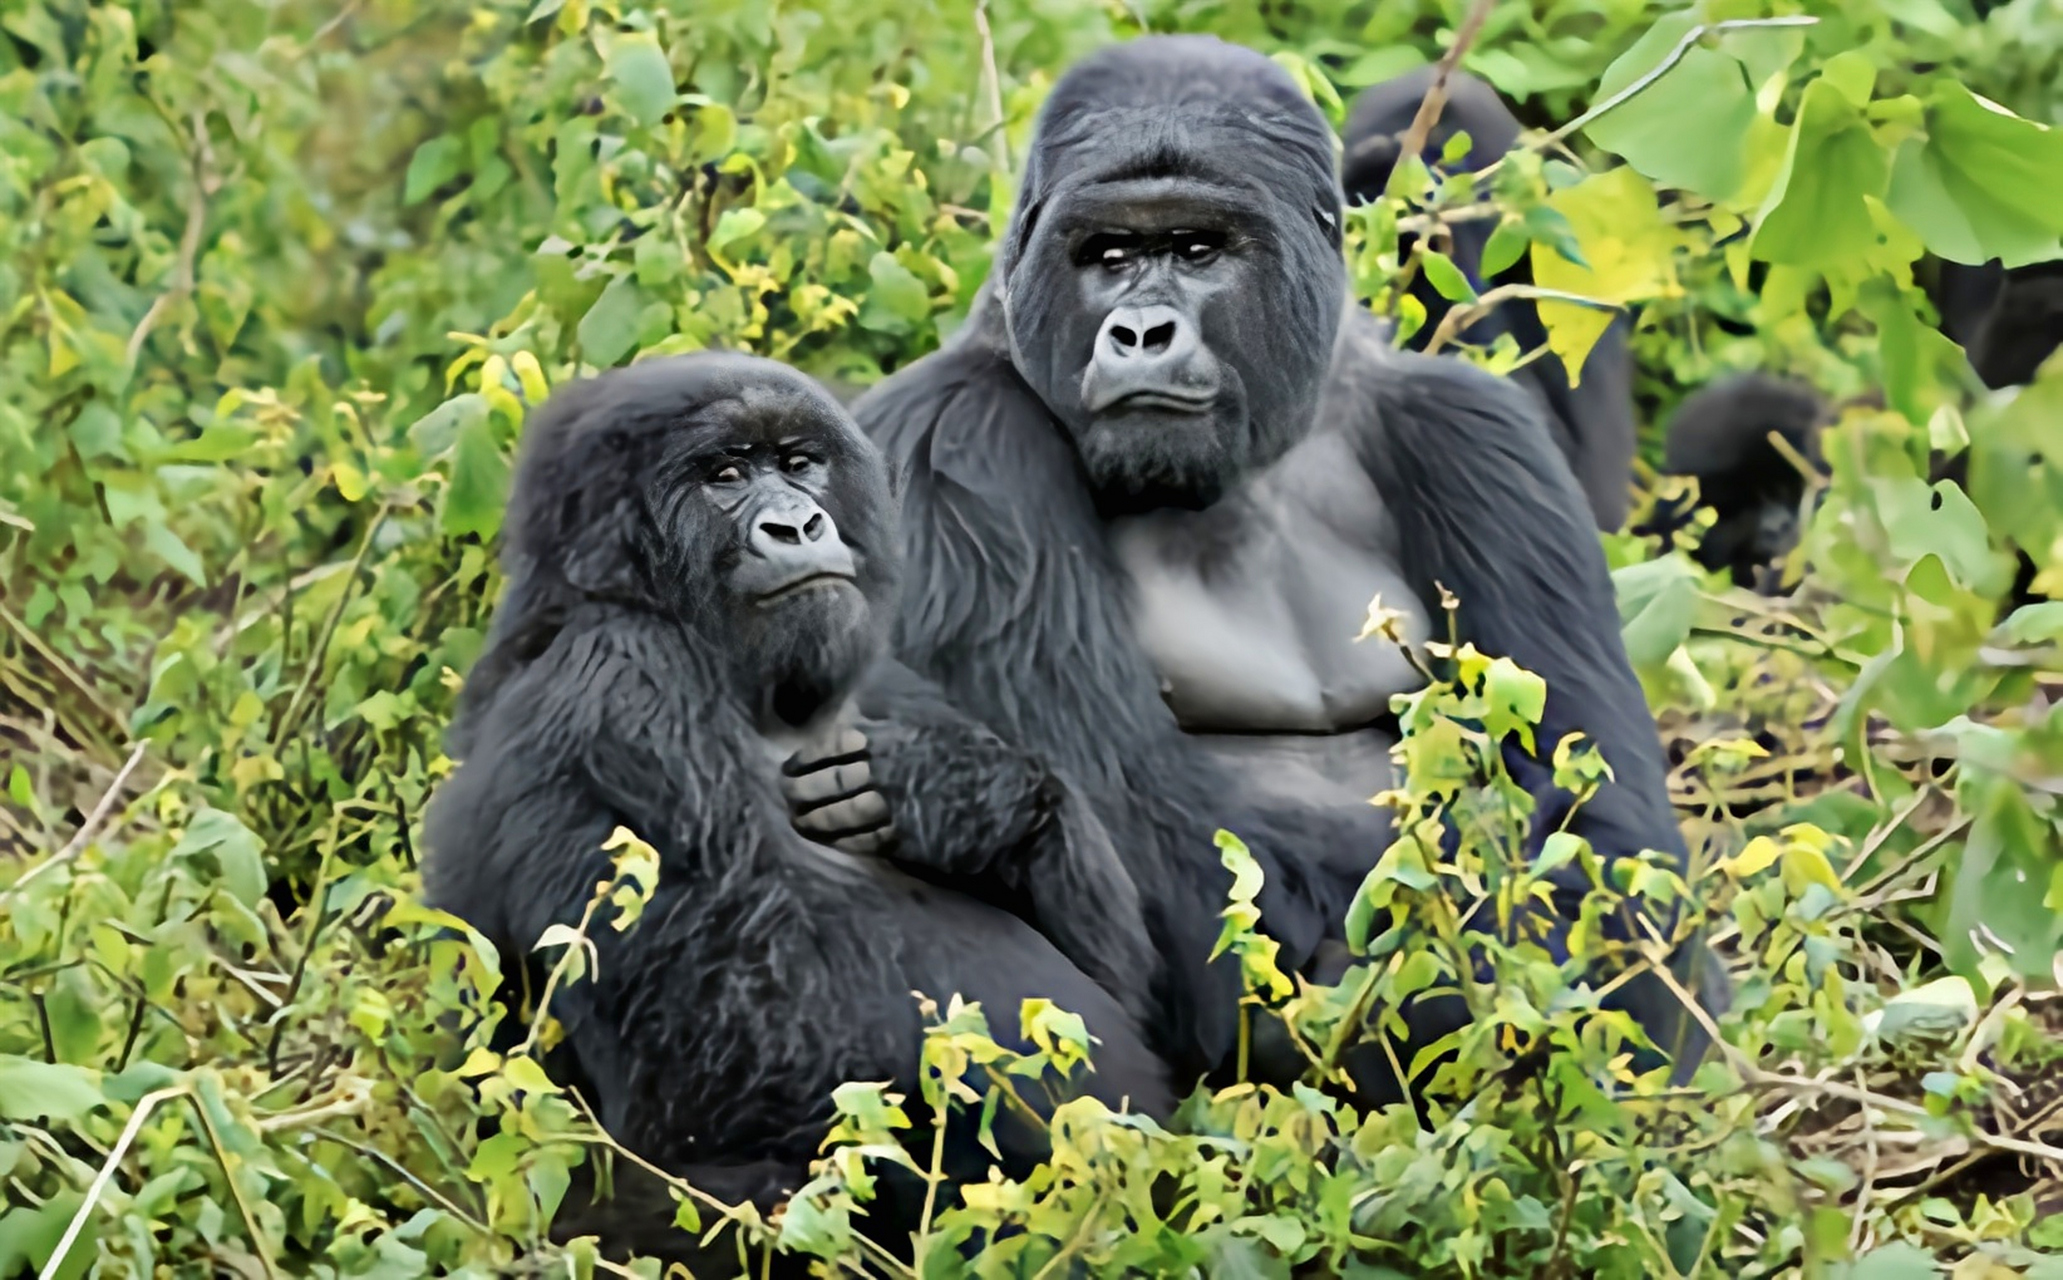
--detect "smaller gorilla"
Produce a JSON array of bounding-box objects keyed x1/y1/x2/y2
[
  {"x1": 1928, "y1": 258, "x2": 2063, "y2": 390},
  {"x1": 1341, "y1": 66, "x2": 1638, "y2": 532},
  {"x1": 423, "y1": 353, "x2": 1170, "y2": 1267},
  {"x1": 1654, "y1": 373, "x2": 1826, "y2": 591}
]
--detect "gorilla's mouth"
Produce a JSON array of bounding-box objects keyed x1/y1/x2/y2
[
  {"x1": 754, "y1": 573, "x2": 857, "y2": 606},
  {"x1": 1099, "y1": 390, "x2": 1216, "y2": 416}
]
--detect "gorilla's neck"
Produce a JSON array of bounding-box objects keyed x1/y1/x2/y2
[{"x1": 756, "y1": 687, "x2": 855, "y2": 755}]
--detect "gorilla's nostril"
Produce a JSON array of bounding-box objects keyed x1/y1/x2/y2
[
  {"x1": 762, "y1": 520, "x2": 801, "y2": 546},
  {"x1": 1142, "y1": 320, "x2": 1176, "y2": 353},
  {"x1": 801, "y1": 512, "x2": 826, "y2": 542},
  {"x1": 1110, "y1": 325, "x2": 1138, "y2": 349}
]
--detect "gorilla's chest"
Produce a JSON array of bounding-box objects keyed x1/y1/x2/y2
[{"x1": 1109, "y1": 427, "x2": 1431, "y2": 745}]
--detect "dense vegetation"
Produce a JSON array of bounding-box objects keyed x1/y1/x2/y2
[{"x1": 2, "y1": 0, "x2": 2060, "y2": 1275}]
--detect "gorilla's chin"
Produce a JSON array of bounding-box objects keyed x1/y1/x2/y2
[
  {"x1": 736, "y1": 586, "x2": 878, "y2": 730},
  {"x1": 1076, "y1": 414, "x2": 1235, "y2": 515}
]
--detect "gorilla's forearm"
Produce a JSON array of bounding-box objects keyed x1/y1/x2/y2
[{"x1": 857, "y1": 668, "x2": 1161, "y2": 1025}]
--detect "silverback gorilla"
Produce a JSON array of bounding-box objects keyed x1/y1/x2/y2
[
  {"x1": 853, "y1": 36, "x2": 1720, "y2": 1099},
  {"x1": 1340, "y1": 66, "x2": 1639, "y2": 532},
  {"x1": 422, "y1": 354, "x2": 1170, "y2": 1263}
]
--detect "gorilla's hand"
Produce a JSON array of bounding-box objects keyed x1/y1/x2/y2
[{"x1": 781, "y1": 727, "x2": 898, "y2": 856}]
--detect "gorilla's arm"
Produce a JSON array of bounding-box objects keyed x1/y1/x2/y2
[
  {"x1": 1356, "y1": 351, "x2": 1676, "y2": 864},
  {"x1": 1353, "y1": 348, "x2": 1720, "y2": 1062}
]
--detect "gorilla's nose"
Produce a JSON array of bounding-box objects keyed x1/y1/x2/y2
[
  {"x1": 757, "y1": 510, "x2": 828, "y2": 546},
  {"x1": 744, "y1": 497, "x2": 856, "y2": 594},
  {"x1": 1083, "y1": 304, "x2": 1217, "y2": 415}
]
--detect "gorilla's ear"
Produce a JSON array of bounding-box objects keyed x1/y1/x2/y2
[
  {"x1": 524, "y1": 419, "x2": 655, "y2": 605},
  {"x1": 557, "y1": 486, "x2": 651, "y2": 602}
]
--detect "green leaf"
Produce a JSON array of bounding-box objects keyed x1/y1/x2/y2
[
  {"x1": 858, "y1": 251, "x2": 932, "y2": 334},
  {"x1": 1614, "y1": 552, "x2": 1699, "y2": 668},
  {"x1": 577, "y1": 274, "x2": 651, "y2": 367},
  {"x1": 403, "y1": 135, "x2": 463, "y2": 205},
  {"x1": 1886, "y1": 81, "x2": 2063, "y2": 267},
  {"x1": 169, "y1": 808, "x2": 268, "y2": 910},
  {"x1": 0, "y1": 1057, "x2": 103, "y2": 1123},
  {"x1": 1751, "y1": 78, "x2": 1890, "y2": 266},
  {"x1": 708, "y1": 207, "x2": 766, "y2": 257},
  {"x1": 408, "y1": 391, "x2": 488, "y2": 458},
  {"x1": 606, "y1": 32, "x2": 677, "y2": 129},
  {"x1": 1586, "y1": 22, "x2": 1757, "y2": 199},
  {"x1": 1837, "y1": 1242, "x2": 1940, "y2": 1280},
  {"x1": 143, "y1": 522, "x2": 206, "y2": 587},
  {"x1": 443, "y1": 406, "x2": 510, "y2": 541},
  {"x1": 1418, "y1": 251, "x2": 1478, "y2": 304},
  {"x1": 1480, "y1": 219, "x2": 1529, "y2": 278}
]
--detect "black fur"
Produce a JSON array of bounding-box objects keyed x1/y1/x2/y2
[
  {"x1": 1341, "y1": 66, "x2": 1638, "y2": 532},
  {"x1": 1658, "y1": 372, "x2": 2041, "y2": 608},
  {"x1": 1928, "y1": 258, "x2": 2063, "y2": 391},
  {"x1": 423, "y1": 353, "x2": 1170, "y2": 1266},
  {"x1": 854, "y1": 37, "x2": 1720, "y2": 1100},
  {"x1": 1655, "y1": 373, "x2": 1826, "y2": 591}
]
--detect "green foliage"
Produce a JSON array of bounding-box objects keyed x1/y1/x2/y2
[{"x1": 2, "y1": 0, "x2": 2061, "y2": 1276}]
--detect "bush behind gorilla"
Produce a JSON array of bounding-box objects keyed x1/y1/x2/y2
[{"x1": 422, "y1": 354, "x2": 1169, "y2": 1268}]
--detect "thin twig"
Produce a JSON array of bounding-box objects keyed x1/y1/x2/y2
[
  {"x1": 972, "y1": 0, "x2": 1010, "y2": 174},
  {"x1": 271, "y1": 500, "x2": 392, "y2": 750},
  {"x1": 1421, "y1": 282, "x2": 1621, "y2": 355},
  {"x1": 1, "y1": 741, "x2": 148, "y2": 904},
  {"x1": 127, "y1": 114, "x2": 217, "y2": 366},
  {"x1": 40, "y1": 1085, "x2": 187, "y2": 1280},
  {"x1": 1394, "y1": 0, "x2": 1501, "y2": 167}
]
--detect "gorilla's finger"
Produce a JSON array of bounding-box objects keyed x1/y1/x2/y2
[
  {"x1": 794, "y1": 790, "x2": 892, "y2": 838},
  {"x1": 779, "y1": 728, "x2": 869, "y2": 777},
  {"x1": 831, "y1": 825, "x2": 898, "y2": 857},
  {"x1": 784, "y1": 760, "x2": 873, "y2": 809}
]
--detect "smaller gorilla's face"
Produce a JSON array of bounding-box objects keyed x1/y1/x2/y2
[{"x1": 643, "y1": 384, "x2": 896, "y2": 728}]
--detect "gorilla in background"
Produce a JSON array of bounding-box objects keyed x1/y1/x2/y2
[
  {"x1": 1340, "y1": 66, "x2": 1639, "y2": 532},
  {"x1": 853, "y1": 36, "x2": 1720, "y2": 1104},
  {"x1": 1654, "y1": 373, "x2": 1827, "y2": 591},
  {"x1": 1928, "y1": 258, "x2": 2063, "y2": 391},
  {"x1": 422, "y1": 354, "x2": 1170, "y2": 1266},
  {"x1": 1656, "y1": 372, "x2": 2042, "y2": 606}
]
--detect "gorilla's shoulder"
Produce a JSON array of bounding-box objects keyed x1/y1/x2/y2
[
  {"x1": 851, "y1": 333, "x2": 1082, "y2": 506},
  {"x1": 1329, "y1": 311, "x2": 1566, "y2": 473}
]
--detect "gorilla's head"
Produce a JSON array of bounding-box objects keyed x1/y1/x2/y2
[
  {"x1": 1661, "y1": 373, "x2": 1827, "y2": 588},
  {"x1": 495, "y1": 353, "x2": 900, "y2": 731},
  {"x1": 996, "y1": 35, "x2": 1346, "y2": 512}
]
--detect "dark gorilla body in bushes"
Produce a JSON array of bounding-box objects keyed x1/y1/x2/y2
[
  {"x1": 854, "y1": 35, "x2": 1723, "y2": 1104},
  {"x1": 422, "y1": 354, "x2": 1169, "y2": 1265},
  {"x1": 1340, "y1": 66, "x2": 1639, "y2": 533}
]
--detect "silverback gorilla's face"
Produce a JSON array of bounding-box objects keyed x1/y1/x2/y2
[
  {"x1": 999, "y1": 36, "x2": 1349, "y2": 513},
  {"x1": 503, "y1": 355, "x2": 899, "y2": 732}
]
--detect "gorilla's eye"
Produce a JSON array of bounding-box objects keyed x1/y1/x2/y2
[
  {"x1": 1173, "y1": 231, "x2": 1224, "y2": 264},
  {"x1": 780, "y1": 452, "x2": 818, "y2": 474},
  {"x1": 1080, "y1": 234, "x2": 1138, "y2": 270},
  {"x1": 711, "y1": 463, "x2": 746, "y2": 484}
]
